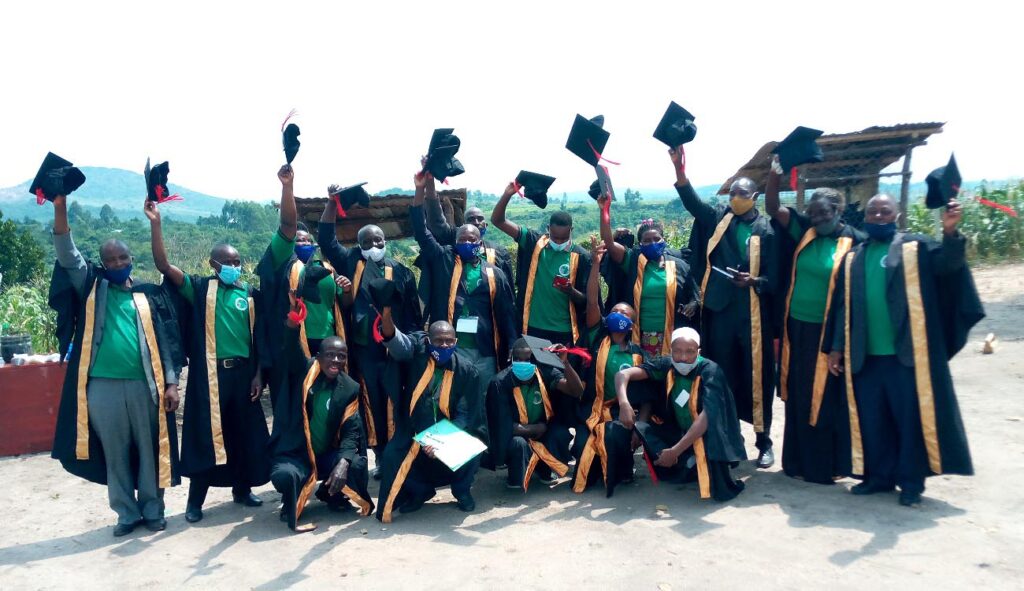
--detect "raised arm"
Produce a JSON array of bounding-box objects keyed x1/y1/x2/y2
[
  {"x1": 490, "y1": 181, "x2": 521, "y2": 240},
  {"x1": 764, "y1": 156, "x2": 790, "y2": 227},
  {"x1": 586, "y1": 241, "x2": 606, "y2": 329},
  {"x1": 144, "y1": 200, "x2": 185, "y2": 287},
  {"x1": 424, "y1": 176, "x2": 458, "y2": 246},
  {"x1": 552, "y1": 353, "x2": 584, "y2": 399},
  {"x1": 380, "y1": 306, "x2": 414, "y2": 361},
  {"x1": 50, "y1": 195, "x2": 88, "y2": 294},
  {"x1": 599, "y1": 194, "x2": 626, "y2": 264},
  {"x1": 318, "y1": 184, "x2": 351, "y2": 267},
  {"x1": 278, "y1": 165, "x2": 298, "y2": 240},
  {"x1": 411, "y1": 173, "x2": 444, "y2": 259},
  {"x1": 670, "y1": 147, "x2": 717, "y2": 228}
]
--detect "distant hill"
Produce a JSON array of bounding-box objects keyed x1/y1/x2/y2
[{"x1": 0, "y1": 167, "x2": 230, "y2": 222}]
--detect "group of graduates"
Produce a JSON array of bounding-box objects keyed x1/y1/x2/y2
[{"x1": 39, "y1": 121, "x2": 982, "y2": 537}]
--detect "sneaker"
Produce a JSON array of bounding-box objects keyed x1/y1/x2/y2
[{"x1": 898, "y1": 490, "x2": 922, "y2": 507}]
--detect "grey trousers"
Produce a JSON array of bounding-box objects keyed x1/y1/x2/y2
[{"x1": 86, "y1": 377, "x2": 164, "y2": 524}]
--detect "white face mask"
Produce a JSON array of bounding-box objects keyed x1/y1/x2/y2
[
  {"x1": 673, "y1": 360, "x2": 698, "y2": 375},
  {"x1": 361, "y1": 246, "x2": 386, "y2": 262},
  {"x1": 548, "y1": 239, "x2": 571, "y2": 252}
]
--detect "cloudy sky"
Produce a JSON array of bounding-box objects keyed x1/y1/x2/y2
[{"x1": 1, "y1": 1, "x2": 1019, "y2": 201}]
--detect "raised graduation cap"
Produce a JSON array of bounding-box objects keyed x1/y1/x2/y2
[
  {"x1": 653, "y1": 101, "x2": 697, "y2": 148},
  {"x1": 29, "y1": 152, "x2": 86, "y2": 202},
  {"x1": 594, "y1": 164, "x2": 615, "y2": 201},
  {"x1": 588, "y1": 179, "x2": 602, "y2": 200},
  {"x1": 143, "y1": 158, "x2": 180, "y2": 203},
  {"x1": 772, "y1": 126, "x2": 824, "y2": 173},
  {"x1": 521, "y1": 335, "x2": 565, "y2": 370},
  {"x1": 330, "y1": 182, "x2": 372, "y2": 210},
  {"x1": 925, "y1": 153, "x2": 961, "y2": 209},
  {"x1": 297, "y1": 264, "x2": 333, "y2": 303},
  {"x1": 367, "y1": 277, "x2": 398, "y2": 310},
  {"x1": 282, "y1": 110, "x2": 301, "y2": 164},
  {"x1": 565, "y1": 114, "x2": 610, "y2": 166},
  {"x1": 515, "y1": 170, "x2": 556, "y2": 209},
  {"x1": 422, "y1": 128, "x2": 465, "y2": 182}
]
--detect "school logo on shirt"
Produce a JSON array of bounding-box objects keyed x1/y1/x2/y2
[
  {"x1": 618, "y1": 363, "x2": 632, "y2": 372},
  {"x1": 234, "y1": 297, "x2": 249, "y2": 311},
  {"x1": 879, "y1": 255, "x2": 888, "y2": 268},
  {"x1": 531, "y1": 392, "x2": 543, "y2": 406},
  {"x1": 557, "y1": 264, "x2": 570, "y2": 278},
  {"x1": 745, "y1": 237, "x2": 751, "y2": 246}
]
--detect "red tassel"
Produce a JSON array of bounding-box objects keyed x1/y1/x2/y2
[
  {"x1": 280, "y1": 108, "x2": 298, "y2": 132},
  {"x1": 372, "y1": 314, "x2": 384, "y2": 344},
  {"x1": 154, "y1": 185, "x2": 183, "y2": 204},
  {"x1": 548, "y1": 346, "x2": 593, "y2": 368},
  {"x1": 643, "y1": 448, "x2": 660, "y2": 485},
  {"x1": 978, "y1": 198, "x2": 1019, "y2": 217},
  {"x1": 789, "y1": 167, "x2": 798, "y2": 191},
  {"x1": 513, "y1": 181, "x2": 525, "y2": 199},
  {"x1": 587, "y1": 139, "x2": 620, "y2": 166},
  {"x1": 35, "y1": 188, "x2": 46, "y2": 205},
  {"x1": 287, "y1": 299, "x2": 308, "y2": 325},
  {"x1": 332, "y1": 194, "x2": 347, "y2": 218}
]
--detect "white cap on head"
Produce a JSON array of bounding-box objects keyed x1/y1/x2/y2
[{"x1": 670, "y1": 327, "x2": 700, "y2": 346}]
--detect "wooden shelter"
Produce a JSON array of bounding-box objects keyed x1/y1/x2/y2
[
  {"x1": 718, "y1": 123, "x2": 945, "y2": 223},
  {"x1": 294, "y1": 189, "x2": 467, "y2": 243}
]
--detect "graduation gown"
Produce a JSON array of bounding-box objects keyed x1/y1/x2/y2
[
  {"x1": 268, "y1": 326, "x2": 374, "y2": 524},
  {"x1": 825, "y1": 232, "x2": 981, "y2": 478},
  {"x1": 49, "y1": 262, "x2": 182, "y2": 488},
  {"x1": 619, "y1": 249, "x2": 700, "y2": 353},
  {"x1": 422, "y1": 195, "x2": 515, "y2": 286},
  {"x1": 514, "y1": 229, "x2": 591, "y2": 343},
  {"x1": 173, "y1": 275, "x2": 269, "y2": 486},
  {"x1": 375, "y1": 334, "x2": 485, "y2": 523}
]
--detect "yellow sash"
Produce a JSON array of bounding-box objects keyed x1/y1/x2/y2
[
  {"x1": 631, "y1": 255, "x2": 677, "y2": 355},
  {"x1": 522, "y1": 236, "x2": 580, "y2": 344}
]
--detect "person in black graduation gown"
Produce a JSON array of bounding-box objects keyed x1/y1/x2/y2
[
  {"x1": 267, "y1": 297, "x2": 374, "y2": 533},
  {"x1": 148, "y1": 200, "x2": 274, "y2": 523},
  {"x1": 670, "y1": 147, "x2": 779, "y2": 469},
  {"x1": 825, "y1": 194, "x2": 980, "y2": 506},
  {"x1": 765, "y1": 160, "x2": 867, "y2": 484},
  {"x1": 256, "y1": 165, "x2": 352, "y2": 410},
  {"x1": 50, "y1": 194, "x2": 183, "y2": 536},
  {"x1": 615, "y1": 327, "x2": 747, "y2": 501},
  {"x1": 487, "y1": 337, "x2": 584, "y2": 491},
  {"x1": 372, "y1": 282, "x2": 485, "y2": 522},
  {"x1": 318, "y1": 185, "x2": 422, "y2": 472},
  {"x1": 571, "y1": 241, "x2": 652, "y2": 496}
]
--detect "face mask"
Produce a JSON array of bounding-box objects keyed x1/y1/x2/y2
[
  {"x1": 361, "y1": 246, "x2": 386, "y2": 262},
  {"x1": 429, "y1": 344, "x2": 457, "y2": 365},
  {"x1": 640, "y1": 241, "x2": 666, "y2": 261},
  {"x1": 864, "y1": 222, "x2": 897, "y2": 242},
  {"x1": 813, "y1": 218, "x2": 839, "y2": 236},
  {"x1": 511, "y1": 361, "x2": 536, "y2": 381},
  {"x1": 102, "y1": 264, "x2": 132, "y2": 285},
  {"x1": 673, "y1": 355, "x2": 702, "y2": 376},
  {"x1": 548, "y1": 239, "x2": 571, "y2": 252},
  {"x1": 478, "y1": 225, "x2": 487, "y2": 239},
  {"x1": 730, "y1": 196, "x2": 755, "y2": 216},
  {"x1": 295, "y1": 244, "x2": 317, "y2": 263},
  {"x1": 216, "y1": 263, "x2": 241, "y2": 285},
  {"x1": 606, "y1": 312, "x2": 634, "y2": 334},
  {"x1": 454, "y1": 241, "x2": 481, "y2": 261}
]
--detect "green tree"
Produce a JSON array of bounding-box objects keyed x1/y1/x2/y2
[
  {"x1": 560, "y1": 192, "x2": 568, "y2": 211},
  {"x1": 99, "y1": 203, "x2": 117, "y2": 226},
  {"x1": 0, "y1": 211, "x2": 47, "y2": 286},
  {"x1": 68, "y1": 201, "x2": 93, "y2": 225},
  {"x1": 624, "y1": 188, "x2": 642, "y2": 206}
]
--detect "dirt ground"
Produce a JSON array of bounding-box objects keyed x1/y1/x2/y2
[{"x1": 1, "y1": 264, "x2": 1022, "y2": 590}]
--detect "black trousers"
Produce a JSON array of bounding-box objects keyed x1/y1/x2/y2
[
  {"x1": 270, "y1": 451, "x2": 370, "y2": 528},
  {"x1": 404, "y1": 455, "x2": 480, "y2": 501},
  {"x1": 703, "y1": 297, "x2": 775, "y2": 451},
  {"x1": 188, "y1": 361, "x2": 270, "y2": 507},
  {"x1": 782, "y1": 317, "x2": 849, "y2": 484},
  {"x1": 350, "y1": 341, "x2": 397, "y2": 456},
  {"x1": 852, "y1": 355, "x2": 928, "y2": 494},
  {"x1": 635, "y1": 420, "x2": 745, "y2": 501},
  {"x1": 505, "y1": 424, "x2": 573, "y2": 487}
]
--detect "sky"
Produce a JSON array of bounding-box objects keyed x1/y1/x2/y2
[{"x1": 1, "y1": 1, "x2": 1020, "y2": 202}]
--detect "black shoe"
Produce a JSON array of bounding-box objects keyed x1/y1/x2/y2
[
  {"x1": 144, "y1": 517, "x2": 167, "y2": 532},
  {"x1": 113, "y1": 521, "x2": 139, "y2": 537},
  {"x1": 898, "y1": 490, "x2": 922, "y2": 506},
  {"x1": 398, "y1": 490, "x2": 436, "y2": 514},
  {"x1": 851, "y1": 482, "x2": 895, "y2": 496},
  {"x1": 755, "y1": 447, "x2": 775, "y2": 469},
  {"x1": 184, "y1": 504, "x2": 204, "y2": 523},
  {"x1": 372, "y1": 466, "x2": 382, "y2": 481},
  {"x1": 233, "y1": 492, "x2": 263, "y2": 507},
  {"x1": 454, "y1": 493, "x2": 476, "y2": 513},
  {"x1": 279, "y1": 510, "x2": 288, "y2": 523}
]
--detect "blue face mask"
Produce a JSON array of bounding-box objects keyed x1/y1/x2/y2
[
  {"x1": 548, "y1": 239, "x2": 571, "y2": 252},
  {"x1": 217, "y1": 263, "x2": 242, "y2": 285},
  {"x1": 640, "y1": 241, "x2": 666, "y2": 261},
  {"x1": 454, "y1": 241, "x2": 481, "y2": 261},
  {"x1": 102, "y1": 264, "x2": 132, "y2": 285},
  {"x1": 606, "y1": 312, "x2": 634, "y2": 334},
  {"x1": 429, "y1": 344, "x2": 457, "y2": 365},
  {"x1": 511, "y1": 361, "x2": 536, "y2": 381},
  {"x1": 864, "y1": 222, "x2": 897, "y2": 242},
  {"x1": 295, "y1": 244, "x2": 317, "y2": 263}
]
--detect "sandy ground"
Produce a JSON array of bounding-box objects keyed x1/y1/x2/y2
[{"x1": 1, "y1": 264, "x2": 1022, "y2": 590}]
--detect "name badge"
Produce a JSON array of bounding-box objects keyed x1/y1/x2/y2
[
  {"x1": 674, "y1": 388, "x2": 690, "y2": 408},
  {"x1": 456, "y1": 316, "x2": 479, "y2": 334}
]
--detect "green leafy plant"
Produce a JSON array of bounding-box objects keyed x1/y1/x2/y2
[{"x1": 0, "y1": 278, "x2": 58, "y2": 354}]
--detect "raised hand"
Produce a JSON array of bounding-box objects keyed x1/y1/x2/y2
[
  {"x1": 942, "y1": 200, "x2": 963, "y2": 235},
  {"x1": 144, "y1": 199, "x2": 161, "y2": 224},
  {"x1": 278, "y1": 165, "x2": 294, "y2": 186}
]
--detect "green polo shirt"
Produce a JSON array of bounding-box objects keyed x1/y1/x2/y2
[
  {"x1": 180, "y1": 275, "x2": 252, "y2": 359},
  {"x1": 303, "y1": 267, "x2": 341, "y2": 340},
  {"x1": 457, "y1": 260, "x2": 483, "y2": 350},
  {"x1": 670, "y1": 374, "x2": 695, "y2": 432},
  {"x1": 519, "y1": 228, "x2": 572, "y2": 333},
  {"x1": 864, "y1": 240, "x2": 897, "y2": 355},
  {"x1": 735, "y1": 219, "x2": 753, "y2": 258},
  {"x1": 591, "y1": 326, "x2": 637, "y2": 401},
  {"x1": 89, "y1": 287, "x2": 146, "y2": 381},
  {"x1": 788, "y1": 220, "x2": 839, "y2": 324},
  {"x1": 428, "y1": 367, "x2": 445, "y2": 422},
  {"x1": 518, "y1": 381, "x2": 544, "y2": 424},
  {"x1": 309, "y1": 382, "x2": 334, "y2": 455},
  {"x1": 622, "y1": 257, "x2": 668, "y2": 333}
]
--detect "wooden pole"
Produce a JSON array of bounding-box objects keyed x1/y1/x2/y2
[{"x1": 898, "y1": 146, "x2": 913, "y2": 230}]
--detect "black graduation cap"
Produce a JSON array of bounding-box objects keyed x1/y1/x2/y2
[
  {"x1": 422, "y1": 128, "x2": 465, "y2": 182},
  {"x1": 521, "y1": 335, "x2": 565, "y2": 370},
  {"x1": 772, "y1": 126, "x2": 824, "y2": 173},
  {"x1": 298, "y1": 264, "x2": 333, "y2": 303},
  {"x1": 653, "y1": 101, "x2": 698, "y2": 148},
  {"x1": 367, "y1": 277, "x2": 397, "y2": 310},
  {"x1": 143, "y1": 158, "x2": 173, "y2": 202},
  {"x1": 330, "y1": 182, "x2": 372, "y2": 211},
  {"x1": 283, "y1": 123, "x2": 301, "y2": 164},
  {"x1": 515, "y1": 170, "x2": 556, "y2": 209},
  {"x1": 594, "y1": 165, "x2": 615, "y2": 201},
  {"x1": 565, "y1": 114, "x2": 610, "y2": 166},
  {"x1": 587, "y1": 180, "x2": 602, "y2": 200},
  {"x1": 29, "y1": 152, "x2": 86, "y2": 202},
  {"x1": 925, "y1": 154, "x2": 962, "y2": 209}
]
